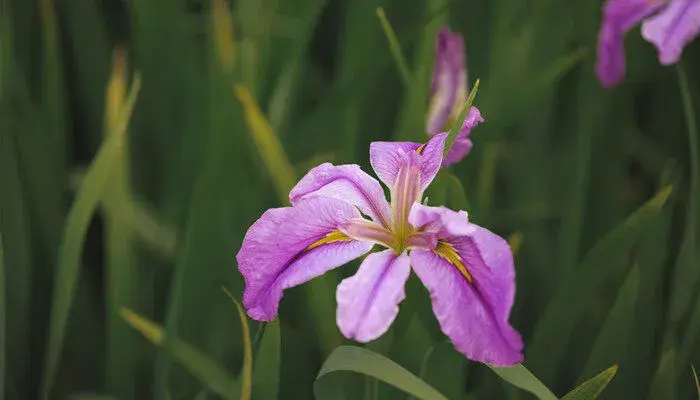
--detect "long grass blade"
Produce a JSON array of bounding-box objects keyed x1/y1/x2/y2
[{"x1": 376, "y1": 7, "x2": 412, "y2": 88}]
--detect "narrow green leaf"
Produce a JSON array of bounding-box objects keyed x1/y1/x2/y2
[
  {"x1": 692, "y1": 365, "x2": 699, "y2": 399},
  {"x1": 673, "y1": 63, "x2": 700, "y2": 367},
  {"x1": 446, "y1": 172, "x2": 470, "y2": 211},
  {"x1": 376, "y1": 7, "x2": 412, "y2": 89},
  {"x1": 0, "y1": 234, "x2": 4, "y2": 400},
  {"x1": 234, "y1": 83, "x2": 296, "y2": 205},
  {"x1": 120, "y1": 308, "x2": 240, "y2": 400},
  {"x1": 222, "y1": 287, "x2": 252, "y2": 400},
  {"x1": 444, "y1": 79, "x2": 480, "y2": 158},
  {"x1": 649, "y1": 349, "x2": 676, "y2": 400},
  {"x1": 41, "y1": 76, "x2": 141, "y2": 399},
  {"x1": 562, "y1": 365, "x2": 618, "y2": 400},
  {"x1": 252, "y1": 321, "x2": 281, "y2": 400},
  {"x1": 315, "y1": 346, "x2": 448, "y2": 400},
  {"x1": 528, "y1": 185, "x2": 672, "y2": 382},
  {"x1": 580, "y1": 266, "x2": 639, "y2": 380},
  {"x1": 488, "y1": 364, "x2": 557, "y2": 400}
]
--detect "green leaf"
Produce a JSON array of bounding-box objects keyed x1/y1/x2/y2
[
  {"x1": 649, "y1": 349, "x2": 676, "y2": 400},
  {"x1": 314, "y1": 346, "x2": 448, "y2": 400},
  {"x1": 120, "y1": 308, "x2": 240, "y2": 400},
  {"x1": 488, "y1": 364, "x2": 557, "y2": 400},
  {"x1": 562, "y1": 365, "x2": 618, "y2": 400},
  {"x1": 41, "y1": 74, "x2": 141, "y2": 400},
  {"x1": 692, "y1": 365, "x2": 700, "y2": 399},
  {"x1": 222, "y1": 287, "x2": 252, "y2": 400},
  {"x1": 580, "y1": 265, "x2": 639, "y2": 380},
  {"x1": 252, "y1": 321, "x2": 280, "y2": 399},
  {"x1": 376, "y1": 7, "x2": 412, "y2": 88},
  {"x1": 0, "y1": 234, "x2": 4, "y2": 400},
  {"x1": 528, "y1": 185, "x2": 672, "y2": 382},
  {"x1": 444, "y1": 79, "x2": 480, "y2": 158}
]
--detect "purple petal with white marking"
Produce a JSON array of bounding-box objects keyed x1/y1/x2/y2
[
  {"x1": 642, "y1": 0, "x2": 700, "y2": 65},
  {"x1": 370, "y1": 132, "x2": 447, "y2": 193},
  {"x1": 236, "y1": 196, "x2": 373, "y2": 321},
  {"x1": 427, "y1": 27, "x2": 466, "y2": 134},
  {"x1": 336, "y1": 250, "x2": 411, "y2": 342},
  {"x1": 290, "y1": 163, "x2": 392, "y2": 227}
]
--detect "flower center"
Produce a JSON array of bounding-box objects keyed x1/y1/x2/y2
[{"x1": 390, "y1": 155, "x2": 423, "y2": 253}]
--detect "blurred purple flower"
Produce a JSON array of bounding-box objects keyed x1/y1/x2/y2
[
  {"x1": 596, "y1": 0, "x2": 700, "y2": 87},
  {"x1": 236, "y1": 132, "x2": 523, "y2": 366},
  {"x1": 427, "y1": 27, "x2": 484, "y2": 166}
]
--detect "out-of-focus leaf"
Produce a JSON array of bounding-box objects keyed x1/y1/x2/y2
[
  {"x1": 234, "y1": 83, "x2": 296, "y2": 205},
  {"x1": 488, "y1": 364, "x2": 557, "y2": 400},
  {"x1": 222, "y1": 288, "x2": 252, "y2": 400},
  {"x1": 69, "y1": 394, "x2": 120, "y2": 400},
  {"x1": 692, "y1": 365, "x2": 699, "y2": 399},
  {"x1": 528, "y1": 186, "x2": 672, "y2": 382},
  {"x1": 120, "y1": 308, "x2": 240, "y2": 400},
  {"x1": 0, "y1": 235, "x2": 4, "y2": 400},
  {"x1": 562, "y1": 365, "x2": 618, "y2": 400},
  {"x1": 212, "y1": 0, "x2": 236, "y2": 72},
  {"x1": 508, "y1": 232, "x2": 524, "y2": 257},
  {"x1": 446, "y1": 172, "x2": 470, "y2": 211},
  {"x1": 252, "y1": 321, "x2": 281, "y2": 400},
  {"x1": 376, "y1": 7, "x2": 412, "y2": 88},
  {"x1": 649, "y1": 349, "x2": 676, "y2": 400},
  {"x1": 580, "y1": 266, "x2": 639, "y2": 380},
  {"x1": 315, "y1": 346, "x2": 448, "y2": 400},
  {"x1": 41, "y1": 74, "x2": 141, "y2": 400}
]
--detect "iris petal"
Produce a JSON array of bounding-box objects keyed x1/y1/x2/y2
[
  {"x1": 641, "y1": 0, "x2": 700, "y2": 65},
  {"x1": 236, "y1": 196, "x2": 373, "y2": 321},
  {"x1": 336, "y1": 250, "x2": 411, "y2": 342}
]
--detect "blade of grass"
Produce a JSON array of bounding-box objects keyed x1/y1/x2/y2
[
  {"x1": 692, "y1": 365, "x2": 699, "y2": 399},
  {"x1": 222, "y1": 287, "x2": 252, "y2": 400},
  {"x1": 121, "y1": 308, "x2": 240, "y2": 400},
  {"x1": 252, "y1": 321, "x2": 280, "y2": 400},
  {"x1": 444, "y1": 79, "x2": 480, "y2": 158},
  {"x1": 234, "y1": 84, "x2": 296, "y2": 205},
  {"x1": 488, "y1": 364, "x2": 557, "y2": 400},
  {"x1": 672, "y1": 63, "x2": 700, "y2": 367},
  {"x1": 528, "y1": 185, "x2": 672, "y2": 383},
  {"x1": 562, "y1": 365, "x2": 618, "y2": 400},
  {"x1": 0, "y1": 235, "x2": 5, "y2": 400},
  {"x1": 376, "y1": 7, "x2": 412, "y2": 88},
  {"x1": 315, "y1": 346, "x2": 448, "y2": 400},
  {"x1": 40, "y1": 74, "x2": 141, "y2": 400}
]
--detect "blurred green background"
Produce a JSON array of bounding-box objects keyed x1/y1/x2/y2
[{"x1": 1, "y1": 0, "x2": 700, "y2": 399}]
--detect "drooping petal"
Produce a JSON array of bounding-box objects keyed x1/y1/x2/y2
[
  {"x1": 408, "y1": 202, "x2": 471, "y2": 238},
  {"x1": 236, "y1": 196, "x2": 374, "y2": 321},
  {"x1": 427, "y1": 27, "x2": 466, "y2": 134},
  {"x1": 641, "y1": 0, "x2": 700, "y2": 65},
  {"x1": 442, "y1": 106, "x2": 484, "y2": 166},
  {"x1": 290, "y1": 163, "x2": 392, "y2": 227},
  {"x1": 409, "y1": 223, "x2": 523, "y2": 366},
  {"x1": 595, "y1": 0, "x2": 665, "y2": 87},
  {"x1": 370, "y1": 132, "x2": 447, "y2": 192},
  {"x1": 336, "y1": 250, "x2": 411, "y2": 342}
]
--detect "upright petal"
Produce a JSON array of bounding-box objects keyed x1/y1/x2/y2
[
  {"x1": 336, "y1": 250, "x2": 411, "y2": 342},
  {"x1": 236, "y1": 196, "x2": 374, "y2": 321},
  {"x1": 641, "y1": 0, "x2": 700, "y2": 65},
  {"x1": 442, "y1": 106, "x2": 484, "y2": 166},
  {"x1": 595, "y1": 0, "x2": 665, "y2": 87},
  {"x1": 370, "y1": 132, "x2": 447, "y2": 193},
  {"x1": 290, "y1": 163, "x2": 392, "y2": 227},
  {"x1": 427, "y1": 27, "x2": 466, "y2": 134},
  {"x1": 409, "y1": 222, "x2": 523, "y2": 366}
]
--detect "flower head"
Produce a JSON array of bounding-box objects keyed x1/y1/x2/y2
[
  {"x1": 427, "y1": 27, "x2": 484, "y2": 166},
  {"x1": 596, "y1": 0, "x2": 700, "y2": 87},
  {"x1": 236, "y1": 133, "x2": 524, "y2": 366}
]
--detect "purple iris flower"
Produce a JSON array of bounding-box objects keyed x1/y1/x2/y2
[
  {"x1": 427, "y1": 27, "x2": 485, "y2": 166},
  {"x1": 236, "y1": 132, "x2": 524, "y2": 366},
  {"x1": 596, "y1": 0, "x2": 700, "y2": 87}
]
